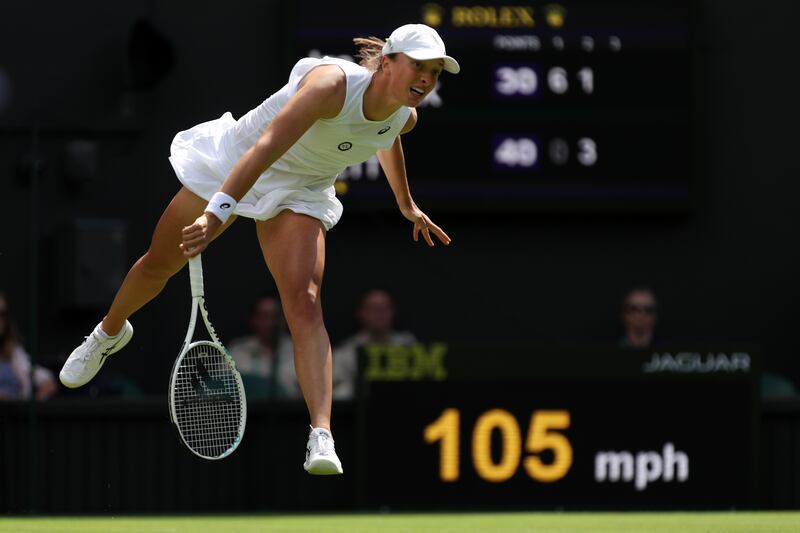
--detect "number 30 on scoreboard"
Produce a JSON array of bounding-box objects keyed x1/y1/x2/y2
[{"x1": 424, "y1": 408, "x2": 573, "y2": 483}]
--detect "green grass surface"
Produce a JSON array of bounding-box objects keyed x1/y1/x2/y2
[{"x1": 1, "y1": 513, "x2": 799, "y2": 533}]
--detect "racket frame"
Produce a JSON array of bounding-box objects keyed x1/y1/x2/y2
[{"x1": 168, "y1": 254, "x2": 247, "y2": 460}]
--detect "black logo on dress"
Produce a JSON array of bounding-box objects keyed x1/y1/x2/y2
[
  {"x1": 220, "y1": 203, "x2": 231, "y2": 209},
  {"x1": 378, "y1": 126, "x2": 391, "y2": 135},
  {"x1": 338, "y1": 142, "x2": 353, "y2": 151}
]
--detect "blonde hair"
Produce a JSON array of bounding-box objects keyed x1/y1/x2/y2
[{"x1": 353, "y1": 36, "x2": 391, "y2": 72}]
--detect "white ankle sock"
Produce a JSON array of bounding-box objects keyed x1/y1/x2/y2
[{"x1": 96, "y1": 324, "x2": 121, "y2": 339}]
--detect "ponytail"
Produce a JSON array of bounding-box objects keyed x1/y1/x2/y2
[{"x1": 353, "y1": 36, "x2": 388, "y2": 72}]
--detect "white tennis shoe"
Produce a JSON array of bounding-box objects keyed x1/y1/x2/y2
[
  {"x1": 59, "y1": 321, "x2": 133, "y2": 388},
  {"x1": 304, "y1": 426, "x2": 344, "y2": 475}
]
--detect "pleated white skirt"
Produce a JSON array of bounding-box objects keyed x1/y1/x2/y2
[{"x1": 168, "y1": 112, "x2": 343, "y2": 230}]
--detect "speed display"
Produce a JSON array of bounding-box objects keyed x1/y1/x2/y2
[
  {"x1": 354, "y1": 344, "x2": 758, "y2": 509},
  {"x1": 291, "y1": 1, "x2": 691, "y2": 212}
]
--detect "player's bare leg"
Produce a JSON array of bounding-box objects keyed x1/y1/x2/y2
[
  {"x1": 103, "y1": 186, "x2": 236, "y2": 335},
  {"x1": 60, "y1": 186, "x2": 235, "y2": 388},
  {"x1": 256, "y1": 210, "x2": 332, "y2": 427},
  {"x1": 256, "y1": 210, "x2": 342, "y2": 474}
]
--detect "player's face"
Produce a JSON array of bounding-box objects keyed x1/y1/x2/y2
[{"x1": 388, "y1": 54, "x2": 443, "y2": 107}]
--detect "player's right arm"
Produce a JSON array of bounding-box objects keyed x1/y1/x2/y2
[
  {"x1": 219, "y1": 67, "x2": 346, "y2": 201},
  {"x1": 181, "y1": 66, "x2": 346, "y2": 256}
]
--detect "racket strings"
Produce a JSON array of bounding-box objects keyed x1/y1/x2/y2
[{"x1": 173, "y1": 343, "x2": 244, "y2": 458}]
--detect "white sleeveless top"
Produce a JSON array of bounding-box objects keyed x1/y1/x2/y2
[{"x1": 169, "y1": 57, "x2": 412, "y2": 230}]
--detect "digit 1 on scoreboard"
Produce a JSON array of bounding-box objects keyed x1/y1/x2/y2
[{"x1": 424, "y1": 408, "x2": 461, "y2": 482}]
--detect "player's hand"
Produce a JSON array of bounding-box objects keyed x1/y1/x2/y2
[
  {"x1": 400, "y1": 202, "x2": 451, "y2": 247},
  {"x1": 180, "y1": 212, "x2": 221, "y2": 257}
]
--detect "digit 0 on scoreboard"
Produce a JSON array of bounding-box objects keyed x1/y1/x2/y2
[
  {"x1": 424, "y1": 408, "x2": 573, "y2": 483},
  {"x1": 493, "y1": 136, "x2": 598, "y2": 169}
]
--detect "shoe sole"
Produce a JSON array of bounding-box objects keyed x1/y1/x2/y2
[
  {"x1": 304, "y1": 458, "x2": 344, "y2": 475},
  {"x1": 60, "y1": 321, "x2": 134, "y2": 388}
]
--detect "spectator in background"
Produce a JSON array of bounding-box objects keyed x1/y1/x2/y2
[
  {"x1": 0, "y1": 291, "x2": 58, "y2": 400},
  {"x1": 620, "y1": 287, "x2": 659, "y2": 349},
  {"x1": 228, "y1": 294, "x2": 301, "y2": 400},
  {"x1": 332, "y1": 288, "x2": 416, "y2": 400},
  {"x1": 616, "y1": 287, "x2": 796, "y2": 398}
]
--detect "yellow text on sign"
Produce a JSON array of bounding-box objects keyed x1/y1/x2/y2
[
  {"x1": 451, "y1": 6, "x2": 536, "y2": 28},
  {"x1": 364, "y1": 343, "x2": 447, "y2": 381},
  {"x1": 424, "y1": 408, "x2": 572, "y2": 483}
]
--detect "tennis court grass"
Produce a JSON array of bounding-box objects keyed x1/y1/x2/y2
[{"x1": 2, "y1": 512, "x2": 799, "y2": 533}]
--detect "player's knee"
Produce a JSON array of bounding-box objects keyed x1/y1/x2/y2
[
  {"x1": 283, "y1": 289, "x2": 323, "y2": 331},
  {"x1": 137, "y1": 252, "x2": 182, "y2": 281}
]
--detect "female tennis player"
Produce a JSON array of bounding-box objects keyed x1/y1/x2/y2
[{"x1": 59, "y1": 23, "x2": 458, "y2": 474}]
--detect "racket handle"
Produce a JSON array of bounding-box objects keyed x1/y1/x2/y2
[{"x1": 189, "y1": 254, "x2": 204, "y2": 297}]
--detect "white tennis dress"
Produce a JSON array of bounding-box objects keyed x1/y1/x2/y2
[{"x1": 168, "y1": 57, "x2": 412, "y2": 230}]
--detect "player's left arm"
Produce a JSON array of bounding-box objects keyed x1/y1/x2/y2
[{"x1": 376, "y1": 109, "x2": 451, "y2": 247}]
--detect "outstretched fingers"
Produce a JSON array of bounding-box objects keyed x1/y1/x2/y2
[
  {"x1": 429, "y1": 222, "x2": 451, "y2": 246},
  {"x1": 414, "y1": 219, "x2": 451, "y2": 247}
]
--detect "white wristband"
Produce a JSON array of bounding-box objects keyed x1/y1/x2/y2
[{"x1": 205, "y1": 191, "x2": 237, "y2": 224}]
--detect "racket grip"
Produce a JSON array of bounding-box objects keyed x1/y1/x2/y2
[{"x1": 188, "y1": 254, "x2": 204, "y2": 297}]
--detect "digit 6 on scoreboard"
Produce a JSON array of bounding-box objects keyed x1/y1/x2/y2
[{"x1": 424, "y1": 408, "x2": 573, "y2": 483}]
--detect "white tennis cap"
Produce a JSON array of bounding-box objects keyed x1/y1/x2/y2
[{"x1": 382, "y1": 24, "x2": 461, "y2": 74}]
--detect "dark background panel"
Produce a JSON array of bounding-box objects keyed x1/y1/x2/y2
[
  {"x1": 0, "y1": 400, "x2": 356, "y2": 514},
  {"x1": 4, "y1": 396, "x2": 795, "y2": 513},
  {"x1": 362, "y1": 377, "x2": 755, "y2": 508}
]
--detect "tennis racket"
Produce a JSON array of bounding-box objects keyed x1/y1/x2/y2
[{"x1": 168, "y1": 254, "x2": 247, "y2": 460}]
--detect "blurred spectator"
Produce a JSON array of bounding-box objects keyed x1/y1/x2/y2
[
  {"x1": 617, "y1": 287, "x2": 795, "y2": 397},
  {"x1": 0, "y1": 291, "x2": 57, "y2": 400},
  {"x1": 620, "y1": 287, "x2": 659, "y2": 349},
  {"x1": 332, "y1": 288, "x2": 416, "y2": 400},
  {"x1": 228, "y1": 293, "x2": 301, "y2": 400}
]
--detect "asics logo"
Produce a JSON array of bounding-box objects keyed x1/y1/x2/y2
[{"x1": 378, "y1": 126, "x2": 391, "y2": 135}]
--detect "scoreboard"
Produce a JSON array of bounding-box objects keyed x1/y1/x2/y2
[
  {"x1": 354, "y1": 344, "x2": 758, "y2": 509},
  {"x1": 292, "y1": 1, "x2": 692, "y2": 212}
]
